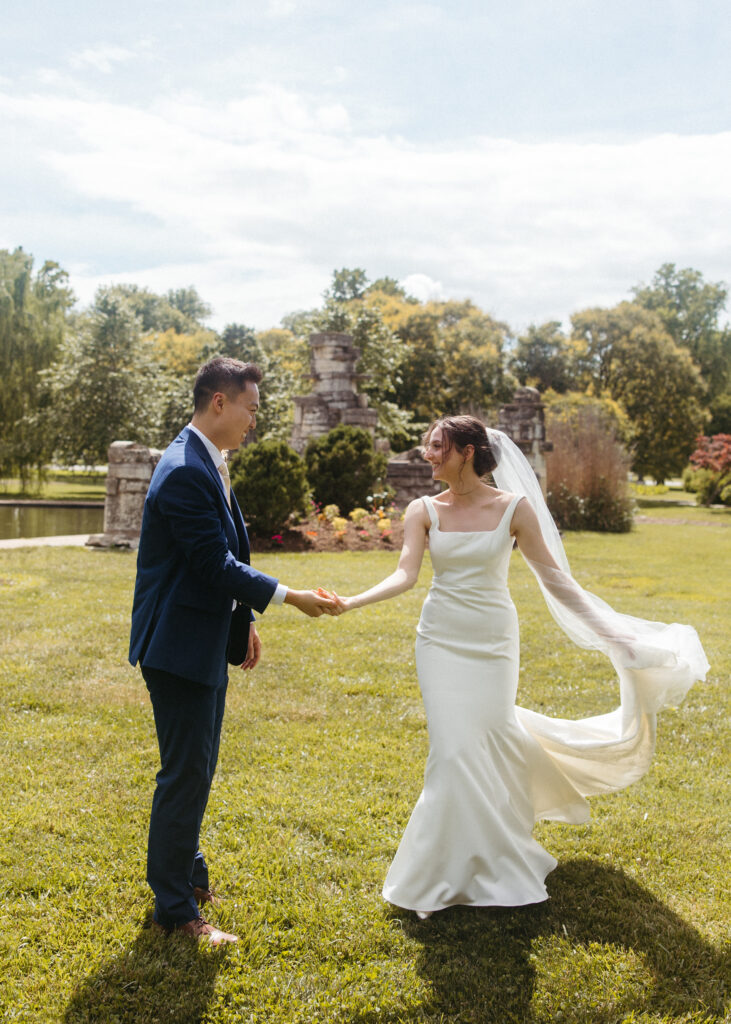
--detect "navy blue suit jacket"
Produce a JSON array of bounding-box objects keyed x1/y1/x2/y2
[{"x1": 129, "y1": 427, "x2": 278, "y2": 687}]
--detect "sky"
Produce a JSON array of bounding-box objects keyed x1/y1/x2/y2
[{"x1": 2, "y1": 0, "x2": 730, "y2": 333}]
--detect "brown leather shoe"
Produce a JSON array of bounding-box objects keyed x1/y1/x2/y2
[
  {"x1": 193, "y1": 886, "x2": 219, "y2": 907},
  {"x1": 177, "y1": 917, "x2": 238, "y2": 946},
  {"x1": 152, "y1": 916, "x2": 238, "y2": 946}
]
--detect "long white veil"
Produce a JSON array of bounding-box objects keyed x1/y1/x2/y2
[{"x1": 486, "y1": 428, "x2": 709, "y2": 810}]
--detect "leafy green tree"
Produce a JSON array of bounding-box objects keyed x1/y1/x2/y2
[
  {"x1": 511, "y1": 321, "x2": 574, "y2": 393},
  {"x1": 569, "y1": 301, "x2": 707, "y2": 480},
  {"x1": 367, "y1": 277, "x2": 410, "y2": 298},
  {"x1": 41, "y1": 287, "x2": 156, "y2": 465},
  {"x1": 104, "y1": 284, "x2": 210, "y2": 334},
  {"x1": 570, "y1": 302, "x2": 662, "y2": 393},
  {"x1": 392, "y1": 300, "x2": 513, "y2": 419},
  {"x1": 305, "y1": 425, "x2": 388, "y2": 514},
  {"x1": 632, "y1": 263, "x2": 730, "y2": 396},
  {"x1": 707, "y1": 391, "x2": 731, "y2": 435},
  {"x1": 327, "y1": 268, "x2": 369, "y2": 303},
  {"x1": 392, "y1": 309, "x2": 446, "y2": 418},
  {"x1": 0, "y1": 248, "x2": 73, "y2": 483},
  {"x1": 608, "y1": 326, "x2": 707, "y2": 481},
  {"x1": 439, "y1": 300, "x2": 514, "y2": 412},
  {"x1": 165, "y1": 286, "x2": 211, "y2": 325}
]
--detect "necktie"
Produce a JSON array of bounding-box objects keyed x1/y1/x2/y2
[{"x1": 218, "y1": 462, "x2": 231, "y2": 507}]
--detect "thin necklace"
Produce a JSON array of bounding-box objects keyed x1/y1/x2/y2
[{"x1": 450, "y1": 483, "x2": 481, "y2": 497}]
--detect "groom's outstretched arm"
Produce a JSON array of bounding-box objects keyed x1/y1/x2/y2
[{"x1": 284, "y1": 588, "x2": 341, "y2": 617}]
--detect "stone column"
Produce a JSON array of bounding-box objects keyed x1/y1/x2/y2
[
  {"x1": 497, "y1": 387, "x2": 552, "y2": 496},
  {"x1": 86, "y1": 441, "x2": 161, "y2": 549}
]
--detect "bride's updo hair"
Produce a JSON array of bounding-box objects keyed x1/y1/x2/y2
[{"x1": 423, "y1": 415, "x2": 498, "y2": 475}]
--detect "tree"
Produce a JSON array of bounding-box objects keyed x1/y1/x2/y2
[
  {"x1": 438, "y1": 300, "x2": 514, "y2": 413},
  {"x1": 569, "y1": 301, "x2": 707, "y2": 480},
  {"x1": 41, "y1": 287, "x2": 156, "y2": 465},
  {"x1": 632, "y1": 263, "x2": 730, "y2": 396},
  {"x1": 570, "y1": 302, "x2": 665, "y2": 394},
  {"x1": 608, "y1": 327, "x2": 707, "y2": 481},
  {"x1": 165, "y1": 286, "x2": 211, "y2": 325},
  {"x1": 0, "y1": 248, "x2": 73, "y2": 483},
  {"x1": 511, "y1": 321, "x2": 574, "y2": 393},
  {"x1": 104, "y1": 284, "x2": 210, "y2": 334},
  {"x1": 367, "y1": 276, "x2": 409, "y2": 298},
  {"x1": 391, "y1": 300, "x2": 514, "y2": 420},
  {"x1": 326, "y1": 267, "x2": 369, "y2": 303}
]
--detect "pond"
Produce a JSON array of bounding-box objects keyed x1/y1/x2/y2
[{"x1": 0, "y1": 504, "x2": 104, "y2": 540}]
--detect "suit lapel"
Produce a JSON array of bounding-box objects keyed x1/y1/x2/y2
[
  {"x1": 230, "y1": 489, "x2": 250, "y2": 564},
  {"x1": 184, "y1": 427, "x2": 240, "y2": 557}
]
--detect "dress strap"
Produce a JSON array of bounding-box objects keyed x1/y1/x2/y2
[
  {"x1": 421, "y1": 495, "x2": 439, "y2": 530},
  {"x1": 504, "y1": 493, "x2": 524, "y2": 531}
]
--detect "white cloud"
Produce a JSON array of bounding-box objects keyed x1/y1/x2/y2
[
  {"x1": 401, "y1": 273, "x2": 446, "y2": 303},
  {"x1": 70, "y1": 45, "x2": 137, "y2": 74},
  {"x1": 1, "y1": 84, "x2": 729, "y2": 330}
]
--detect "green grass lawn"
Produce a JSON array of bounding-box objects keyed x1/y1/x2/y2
[
  {"x1": 1, "y1": 523, "x2": 728, "y2": 1023},
  {"x1": 0, "y1": 473, "x2": 106, "y2": 502}
]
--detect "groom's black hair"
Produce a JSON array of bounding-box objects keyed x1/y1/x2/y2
[{"x1": 193, "y1": 357, "x2": 263, "y2": 411}]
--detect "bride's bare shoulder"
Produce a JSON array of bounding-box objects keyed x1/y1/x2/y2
[{"x1": 405, "y1": 497, "x2": 433, "y2": 523}]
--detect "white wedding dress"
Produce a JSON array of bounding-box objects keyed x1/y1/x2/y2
[{"x1": 382, "y1": 493, "x2": 708, "y2": 913}]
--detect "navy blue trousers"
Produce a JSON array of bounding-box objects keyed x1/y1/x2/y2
[{"x1": 142, "y1": 666, "x2": 228, "y2": 929}]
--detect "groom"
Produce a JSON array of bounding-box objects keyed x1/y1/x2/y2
[{"x1": 129, "y1": 356, "x2": 338, "y2": 946}]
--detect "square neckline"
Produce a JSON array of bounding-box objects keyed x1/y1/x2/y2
[{"x1": 424, "y1": 494, "x2": 520, "y2": 534}]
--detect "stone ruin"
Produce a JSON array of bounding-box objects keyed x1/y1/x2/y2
[
  {"x1": 497, "y1": 386, "x2": 552, "y2": 495},
  {"x1": 90, "y1": 360, "x2": 552, "y2": 544},
  {"x1": 290, "y1": 332, "x2": 378, "y2": 453},
  {"x1": 86, "y1": 441, "x2": 160, "y2": 549}
]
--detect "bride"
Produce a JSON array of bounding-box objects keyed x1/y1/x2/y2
[{"x1": 333, "y1": 416, "x2": 708, "y2": 920}]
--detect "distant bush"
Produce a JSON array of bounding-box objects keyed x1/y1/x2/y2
[
  {"x1": 546, "y1": 407, "x2": 634, "y2": 532},
  {"x1": 305, "y1": 425, "x2": 388, "y2": 515},
  {"x1": 682, "y1": 434, "x2": 731, "y2": 506},
  {"x1": 229, "y1": 439, "x2": 309, "y2": 535}
]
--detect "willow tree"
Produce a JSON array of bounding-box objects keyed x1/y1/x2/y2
[{"x1": 0, "y1": 248, "x2": 73, "y2": 485}]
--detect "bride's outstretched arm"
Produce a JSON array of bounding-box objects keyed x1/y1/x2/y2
[{"x1": 336, "y1": 499, "x2": 429, "y2": 611}]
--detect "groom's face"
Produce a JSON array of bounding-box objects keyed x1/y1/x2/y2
[{"x1": 219, "y1": 381, "x2": 260, "y2": 450}]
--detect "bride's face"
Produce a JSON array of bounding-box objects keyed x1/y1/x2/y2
[{"x1": 423, "y1": 426, "x2": 460, "y2": 481}]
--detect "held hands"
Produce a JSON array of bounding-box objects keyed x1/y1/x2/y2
[
  {"x1": 284, "y1": 588, "x2": 343, "y2": 617},
  {"x1": 317, "y1": 588, "x2": 351, "y2": 612}
]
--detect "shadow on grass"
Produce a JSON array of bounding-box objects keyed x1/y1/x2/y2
[
  {"x1": 63, "y1": 913, "x2": 226, "y2": 1024},
  {"x1": 377, "y1": 859, "x2": 728, "y2": 1024}
]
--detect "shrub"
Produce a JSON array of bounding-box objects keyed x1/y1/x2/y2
[
  {"x1": 546, "y1": 407, "x2": 634, "y2": 532},
  {"x1": 683, "y1": 434, "x2": 731, "y2": 506},
  {"x1": 305, "y1": 425, "x2": 388, "y2": 515},
  {"x1": 229, "y1": 439, "x2": 309, "y2": 535}
]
